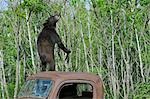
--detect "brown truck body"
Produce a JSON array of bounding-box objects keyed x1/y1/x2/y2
[{"x1": 18, "y1": 71, "x2": 104, "y2": 99}]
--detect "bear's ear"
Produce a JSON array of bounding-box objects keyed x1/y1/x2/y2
[{"x1": 43, "y1": 19, "x2": 49, "y2": 26}]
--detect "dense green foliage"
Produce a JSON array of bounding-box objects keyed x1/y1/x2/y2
[{"x1": 0, "y1": 0, "x2": 150, "y2": 99}]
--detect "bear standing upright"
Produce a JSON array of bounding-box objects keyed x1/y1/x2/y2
[{"x1": 37, "y1": 14, "x2": 71, "y2": 71}]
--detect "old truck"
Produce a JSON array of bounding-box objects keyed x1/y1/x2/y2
[{"x1": 17, "y1": 71, "x2": 104, "y2": 99}]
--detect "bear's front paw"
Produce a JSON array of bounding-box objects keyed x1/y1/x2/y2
[{"x1": 67, "y1": 49, "x2": 71, "y2": 54}]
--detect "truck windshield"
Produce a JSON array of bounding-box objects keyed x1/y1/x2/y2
[{"x1": 18, "y1": 79, "x2": 52, "y2": 98}]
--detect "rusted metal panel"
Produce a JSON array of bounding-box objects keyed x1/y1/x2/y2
[
  {"x1": 19, "y1": 71, "x2": 104, "y2": 99},
  {"x1": 27, "y1": 71, "x2": 101, "y2": 82}
]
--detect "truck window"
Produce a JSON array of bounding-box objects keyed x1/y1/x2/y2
[
  {"x1": 58, "y1": 83, "x2": 93, "y2": 99},
  {"x1": 18, "y1": 79, "x2": 53, "y2": 98}
]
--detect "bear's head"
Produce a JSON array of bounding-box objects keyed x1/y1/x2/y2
[{"x1": 43, "y1": 14, "x2": 60, "y2": 28}]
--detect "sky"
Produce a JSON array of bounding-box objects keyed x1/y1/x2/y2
[{"x1": 0, "y1": 0, "x2": 8, "y2": 11}]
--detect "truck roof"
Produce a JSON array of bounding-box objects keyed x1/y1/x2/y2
[{"x1": 27, "y1": 71, "x2": 102, "y2": 83}]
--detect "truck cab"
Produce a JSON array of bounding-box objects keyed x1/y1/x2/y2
[{"x1": 18, "y1": 71, "x2": 104, "y2": 99}]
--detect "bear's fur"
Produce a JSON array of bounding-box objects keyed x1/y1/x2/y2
[{"x1": 37, "y1": 14, "x2": 71, "y2": 71}]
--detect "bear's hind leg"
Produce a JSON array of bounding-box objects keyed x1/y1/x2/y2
[
  {"x1": 41, "y1": 61, "x2": 47, "y2": 71},
  {"x1": 48, "y1": 60, "x2": 55, "y2": 71}
]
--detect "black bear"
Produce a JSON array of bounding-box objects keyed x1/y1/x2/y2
[{"x1": 37, "y1": 14, "x2": 71, "y2": 71}]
